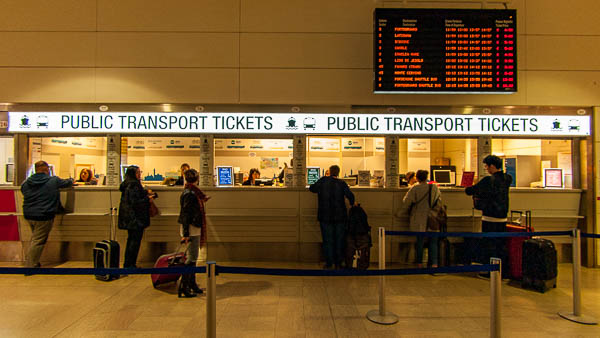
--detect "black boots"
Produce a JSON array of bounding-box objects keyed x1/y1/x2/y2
[{"x1": 178, "y1": 263, "x2": 202, "y2": 298}]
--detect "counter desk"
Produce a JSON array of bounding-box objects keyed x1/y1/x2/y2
[{"x1": 0, "y1": 186, "x2": 584, "y2": 264}]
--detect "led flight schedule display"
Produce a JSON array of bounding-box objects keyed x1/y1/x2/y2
[{"x1": 374, "y1": 8, "x2": 517, "y2": 94}]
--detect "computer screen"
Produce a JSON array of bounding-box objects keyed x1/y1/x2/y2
[
  {"x1": 216, "y1": 166, "x2": 233, "y2": 187},
  {"x1": 433, "y1": 170, "x2": 452, "y2": 185},
  {"x1": 306, "y1": 167, "x2": 320, "y2": 185},
  {"x1": 120, "y1": 164, "x2": 130, "y2": 182},
  {"x1": 27, "y1": 164, "x2": 55, "y2": 177},
  {"x1": 544, "y1": 168, "x2": 563, "y2": 188}
]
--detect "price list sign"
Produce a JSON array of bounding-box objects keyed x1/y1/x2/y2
[{"x1": 374, "y1": 9, "x2": 517, "y2": 94}]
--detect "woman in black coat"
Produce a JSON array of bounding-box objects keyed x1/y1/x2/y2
[{"x1": 118, "y1": 165, "x2": 154, "y2": 268}]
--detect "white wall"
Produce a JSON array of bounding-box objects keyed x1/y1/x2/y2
[{"x1": 0, "y1": 137, "x2": 14, "y2": 184}]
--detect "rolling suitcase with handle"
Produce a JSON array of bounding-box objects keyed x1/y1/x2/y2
[
  {"x1": 506, "y1": 210, "x2": 532, "y2": 280},
  {"x1": 151, "y1": 243, "x2": 188, "y2": 287},
  {"x1": 93, "y1": 207, "x2": 120, "y2": 281},
  {"x1": 522, "y1": 238, "x2": 557, "y2": 293}
]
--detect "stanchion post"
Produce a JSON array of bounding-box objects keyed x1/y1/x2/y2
[
  {"x1": 490, "y1": 258, "x2": 501, "y2": 338},
  {"x1": 558, "y1": 229, "x2": 598, "y2": 325},
  {"x1": 206, "y1": 261, "x2": 217, "y2": 338},
  {"x1": 366, "y1": 227, "x2": 398, "y2": 325}
]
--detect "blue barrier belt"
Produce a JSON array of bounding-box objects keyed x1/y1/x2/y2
[
  {"x1": 0, "y1": 266, "x2": 206, "y2": 275},
  {"x1": 581, "y1": 233, "x2": 600, "y2": 239},
  {"x1": 216, "y1": 264, "x2": 498, "y2": 277},
  {"x1": 385, "y1": 230, "x2": 572, "y2": 238}
]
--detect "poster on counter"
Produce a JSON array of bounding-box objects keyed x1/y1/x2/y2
[{"x1": 358, "y1": 170, "x2": 371, "y2": 187}]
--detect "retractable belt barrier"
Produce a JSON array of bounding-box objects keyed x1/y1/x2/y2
[
  {"x1": 0, "y1": 266, "x2": 206, "y2": 276},
  {"x1": 581, "y1": 233, "x2": 600, "y2": 239},
  {"x1": 385, "y1": 230, "x2": 573, "y2": 238}
]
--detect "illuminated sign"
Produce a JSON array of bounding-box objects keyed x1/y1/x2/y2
[
  {"x1": 374, "y1": 8, "x2": 517, "y2": 94},
  {"x1": 8, "y1": 112, "x2": 590, "y2": 137}
]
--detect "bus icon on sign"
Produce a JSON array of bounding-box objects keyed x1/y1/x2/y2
[{"x1": 303, "y1": 117, "x2": 316, "y2": 130}]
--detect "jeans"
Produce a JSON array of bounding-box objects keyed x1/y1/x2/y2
[
  {"x1": 185, "y1": 235, "x2": 201, "y2": 265},
  {"x1": 124, "y1": 228, "x2": 144, "y2": 268},
  {"x1": 319, "y1": 222, "x2": 345, "y2": 267},
  {"x1": 416, "y1": 236, "x2": 439, "y2": 266},
  {"x1": 25, "y1": 219, "x2": 54, "y2": 267}
]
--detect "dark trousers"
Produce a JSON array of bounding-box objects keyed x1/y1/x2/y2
[
  {"x1": 320, "y1": 222, "x2": 345, "y2": 267},
  {"x1": 481, "y1": 221, "x2": 508, "y2": 275},
  {"x1": 124, "y1": 228, "x2": 144, "y2": 268}
]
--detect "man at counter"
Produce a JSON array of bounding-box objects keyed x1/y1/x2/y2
[
  {"x1": 174, "y1": 163, "x2": 190, "y2": 186},
  {"x1": 309, "y1": 165, "x2": 356, "y2": 270},
  {"x1": 465, "y1": 155, "x2": 512, "y2": 278},
  {"x1": 21, "y1": 161, "x2": 74, "y2": 270}
]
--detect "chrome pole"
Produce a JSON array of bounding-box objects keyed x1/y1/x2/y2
[
  {"x1": 366, "y1": 227, "x2": 398, "y2": 324},
  {"x1": 206, "y1": 261, "x2": 217, "y2": 337},
  {"x1": 559, "y1": 229, "x2": 597, "y2": 324},
  {"x1": 490, "y1": 258, "x2": 501, "y2": 338}
]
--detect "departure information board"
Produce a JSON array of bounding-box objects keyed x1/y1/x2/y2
[{"x1": 374, "y1": 8, "x2": 517, "y2": 94}]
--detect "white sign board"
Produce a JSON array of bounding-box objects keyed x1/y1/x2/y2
[{"x1": 8, "y1": 112, "x2": 591, "y2": 137}]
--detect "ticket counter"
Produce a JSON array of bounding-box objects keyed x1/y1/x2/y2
[{"x1": 1, "y1": 108, "x2": 594, "y2": 265}]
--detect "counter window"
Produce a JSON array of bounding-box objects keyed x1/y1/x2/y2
[
  {"x1": 28, "y1": 137, "x2": 107, "y2": 184},
  {"x1": 0, "y1": 137, "x2": 14, "y2": 185},
  {"x1": 398, "y1": 138, "x2": 477, "y2": 187},
  {"x1": 214, "y1": 138, "x2": 293, "y2": 186},
  {"x1": 124, "y1": 136, "x2": 200, "y2": 185},
  {"x1": 307, "y1": 136, "x2": 385, "y2": 186},
  {"x1": 492, "y1": 139, "x2": 572, "y2": 188}
]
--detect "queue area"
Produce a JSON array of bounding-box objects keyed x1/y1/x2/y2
[{"x1": 0, "y1": 107, "x2": 593, "y2": 265}]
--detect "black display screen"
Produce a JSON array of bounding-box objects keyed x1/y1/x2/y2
[{"x1": 374, "y1": 8, "x2": 517, "y2": 94}]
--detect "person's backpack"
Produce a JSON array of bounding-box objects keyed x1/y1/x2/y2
[{"x1": 347, "y1": 204, "x2": 371, "y2": 236}]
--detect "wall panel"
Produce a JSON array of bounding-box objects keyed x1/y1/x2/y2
[
  {"x1": 241, "y1": 0, "x2": 374, "y2": 33},
  {"x1": 241, "y1": 33, "x2": 370, "y2": 68},
  {"x1": 526, "y1": 36, "x2": 600, "y2": 70},
  {"x1": 97, "y1": 33, "x2": 239, "y2": 67},
  {"x1": 526, "y1": 0, "x2": 600, "y2": 35},
  {"x1": 0, "y1": 32, "x2": 96, "y2": 67},
  {"x1": 525, "y1": 71, "x2": 600, "y2": 106},
  {"x1": 97, "y1": 0, "x2": 240, "y2": 32},
  {"x1": 95, "y1": 68, "x2": 239, "y2": 103},
  {"x1": 0, "y1": 0, "x2": 96, "y2": 31},
  {"x1": 0, "y1": 68, "x2": 96, "y2": 102}
]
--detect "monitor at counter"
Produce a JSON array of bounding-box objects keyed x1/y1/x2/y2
[
  {"x1": 432, "y1": 169, "x2": 455, "y2": 186},
  {"x1": 120, "y1": 164, "x2": 130, "y2": 182},
  {"x1": 27, "y1": 163, "x2": 55, "y2": 177},
  {"x1": 306, "y1": 166, "x2": 320, "y2": 185},
  {"x1": 216, "y1": 166, "x2": 234, "y2": 187}
]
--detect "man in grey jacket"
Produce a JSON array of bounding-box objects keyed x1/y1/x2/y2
[{"x1": 21, "y1": 161, "x2": 74, "y2": 268}]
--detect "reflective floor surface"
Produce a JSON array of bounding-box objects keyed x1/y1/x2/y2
[{"x1": 0, "y1": 262, "x2": 598, "y2": 337}]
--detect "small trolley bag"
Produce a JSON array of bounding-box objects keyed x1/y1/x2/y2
[
  {"x1": 506, "y1": 210, "x2": 533, "y2": 280},
  {"x1": 344, "y1": 205, "x2": 372, "y2": 270},
  {"x1": 93, "y1": 208, "x2": 120, "y2": 281},
  {"x1": 151, "y1": 243, "x2": 188, "y2": 287},
  {"x1": 522, "y1": 238, "x2": 557, "y2": 293}
]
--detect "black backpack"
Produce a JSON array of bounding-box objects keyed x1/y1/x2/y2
[{"x1": 347, "y1": 204, "x2": 371, "y2": 236}]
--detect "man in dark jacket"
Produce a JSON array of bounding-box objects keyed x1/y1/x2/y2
[
  {"x1": 465, "y1": 155, "x2": 512, "y2": 276},
  {"x1": 309, "y1": 165, "x2": 356, "y2": 269},
  {"x1": 21, "y1": 161, "x2": 74, "y2": 268}
]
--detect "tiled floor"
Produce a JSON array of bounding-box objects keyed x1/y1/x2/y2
[{"x1": 0, "y1": 261, "x2": 599, "y2": 337}]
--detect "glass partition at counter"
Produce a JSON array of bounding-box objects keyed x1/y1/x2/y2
[
  {"x1": 125, "y1": 136, "x2": 201, "y2": 185},
  {"x1": 400, "y1": 138, "x2": 477, "y2": 188},
  {"x1": 214, "y1": 138, "x2": 293, "y2": 186},
  {"x1": 28, "y1": 137, "x2": 106, "y2": 184},
  {"x1": 307, "y1": 136, "x2": 385, "y2": 187},
  {"x1": 0, "y1": 137, "x2": 14, "y2": 185},
  {"x1": 493, "y1": 139, "x2": 572, "y2": 188}
]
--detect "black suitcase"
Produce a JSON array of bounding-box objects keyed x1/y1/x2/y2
[
  {"x1": 93, "y1": 207, "x2": 120, "y2": 281},
  {"x1": 94, "y1": 240, "x2": 120, "y2": 281},
  {"x1": 521, "y1": 238, "x2": 557, "y2": 293}
]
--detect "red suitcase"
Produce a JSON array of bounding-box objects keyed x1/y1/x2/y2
[
  {"x1": 151, "y1": 244, "x2": 188, "y2": 287},
  {"x1": 506, "y1": 210, "x2": 532, "y2": 280}
]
